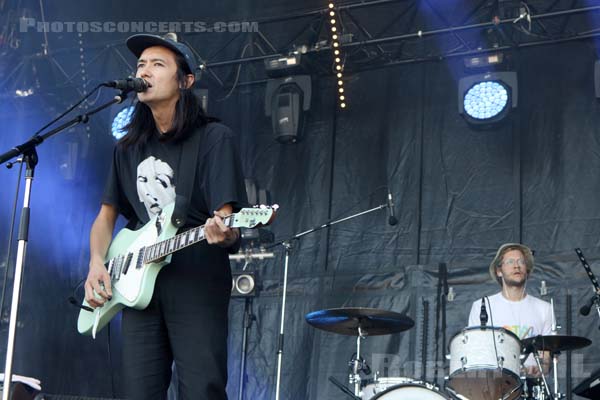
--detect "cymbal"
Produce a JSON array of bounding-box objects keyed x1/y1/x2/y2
[
  {"x1": 305, "y1": 307, "x2": 414, "y2": 336},
  {"x1": 522, "y1": 335, "x2": 592, "y2": 353}
]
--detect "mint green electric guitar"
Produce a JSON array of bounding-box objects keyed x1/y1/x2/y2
[{"x1": 77, "y1": 203, "x2": 277, "y2": 337}]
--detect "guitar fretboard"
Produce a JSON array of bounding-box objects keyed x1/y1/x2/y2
[{"x1": 143, "y1": 215, "x2": 233, "y2": 264}]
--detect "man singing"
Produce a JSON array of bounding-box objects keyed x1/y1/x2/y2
[{"x1": 84, "y1": 33, "x2": 247, "y2": 399}]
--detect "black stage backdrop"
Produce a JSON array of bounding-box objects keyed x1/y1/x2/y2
[{"x1": 0, "y1": 1, "x2": 599, "y2": 399}]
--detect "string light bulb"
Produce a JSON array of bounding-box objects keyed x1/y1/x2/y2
[{"x1": 328, "y1": 2, "x2": 347, "y2": 109}]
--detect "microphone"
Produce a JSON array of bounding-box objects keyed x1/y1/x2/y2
[
  {"x1": 103, "y1": 77, "x2": 149, "y2": 93},
  {"x1": 480, "y1": 297, "x2": 488, "y2": 326},
  {"x1": 580, "y1": 294, "x2": 599, "y2": 316},
  {"x1": 386, "y1": 191, "x2": 398, "y2": 226}
]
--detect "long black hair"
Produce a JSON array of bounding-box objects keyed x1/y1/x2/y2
[{"x1": 118, "y1": 51, "x2": 217, "y2": 148}]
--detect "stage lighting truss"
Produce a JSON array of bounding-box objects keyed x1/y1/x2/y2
[
  {"x1": 458, "y1": 71, "x2": 517, "y2": 125},
  {"x1": 111, "y1": 105, "x2": 134, "y2": 140}
]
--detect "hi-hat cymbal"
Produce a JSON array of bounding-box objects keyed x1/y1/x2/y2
[
  {"x1": 522, "y1": 335, "x2": 592, "y2": 353},
  {"x1": 305, "y1": 307, "x2": 414, "y2": 336}
]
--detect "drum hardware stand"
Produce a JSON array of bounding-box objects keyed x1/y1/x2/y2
[
  {"x1": 550, "y1": 298, "x2": 562, "y2": 400},
  {"x1": 237, "y1": 297, "x2": 256, "y2": 400},
  {"x1": 328, "y1": 376, "x2": 361, "y2": 400},
  {"x1": 268, "y1": 203, "x2": 390, "y2": 400},
  {"x1": 348, "y1": 326, "x2": 368, "y2": 397},
  {"x1": 531, "y1": 351, "x2": 554, "y2": 400},
  {"x1": 0, "y1": 89, "x2": 130, "y2": 400},
  {"x1": 501, "y1": 383, "x2": 524, "y2": 400},
  {"x1": 229, "y1": 251, "x2": 272, "y2": 400}
]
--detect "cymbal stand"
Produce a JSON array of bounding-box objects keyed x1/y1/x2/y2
[
  {"x1": 531, "y1": 351, "x2": 553, "y2": 400},
  {"x1": 550, "y1": 298, "x2": 561, "y2": 399},
  {"x1": 349, "y1": 326, "x2": 367, "y2": 397},
  {"x1": 269, "y1": 204, "x2": 389, "y2": 400}
]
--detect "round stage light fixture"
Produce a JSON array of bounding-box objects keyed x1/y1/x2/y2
[
  {"x1": 458, "y1": 71, "x2": 517, "y2": 126},
  {"x1": 463, "y1": 81, "x2": 509, "y2": 120},
  {"x1": 111, "y1": 106, "x2": 134, "y2": 140}
]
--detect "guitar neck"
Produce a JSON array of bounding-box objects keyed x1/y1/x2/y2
[{"x1": 142, "y1": 215, "x2": 234, "y2": 264}]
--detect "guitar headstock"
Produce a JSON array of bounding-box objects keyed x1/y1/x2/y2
[{"x1": 230, "y1": 205, "x2": 278, "y2": 229}]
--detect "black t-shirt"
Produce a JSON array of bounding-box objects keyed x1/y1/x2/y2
[
  {"x1": 103, "y1": 122, "x2": 246, "y2": 226},
  {"x1": 102, "y1": 122, "x2": 247, "y2": 287}
]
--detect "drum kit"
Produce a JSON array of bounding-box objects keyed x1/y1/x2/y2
[{"x1": 305, "y1": 307, "x2": 592, "y2": 400}]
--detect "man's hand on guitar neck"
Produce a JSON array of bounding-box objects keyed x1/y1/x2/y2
[{"x1": 205, "y1": 204, "x2": 240, "y2": 248}]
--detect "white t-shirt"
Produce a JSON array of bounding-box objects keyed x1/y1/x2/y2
[{"x1": 467, "y1": 292, "x2": 553, "y2": 367}]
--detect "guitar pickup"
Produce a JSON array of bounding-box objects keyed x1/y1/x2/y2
[
  {"x1": 136, "y1": 248, "x2": 145, "y2": 269},
  {"x1": 114, "y1": 255, "x2": 123, "y2": 280},
  {"x1": 122, "y1": 252, "x2": 133, "y2": 275}
]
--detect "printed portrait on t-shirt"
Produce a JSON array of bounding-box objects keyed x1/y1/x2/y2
[{"x1": 136, "y1": 156, "x2": 176, "y2": 218}]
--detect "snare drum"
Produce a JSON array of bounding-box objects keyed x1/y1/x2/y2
[
  {"x1": 370, "y1": 382, "x2": 450, "y2": 399},
  {"x1": 447, "y1": 326, "x2": 523, "y2": 400}
]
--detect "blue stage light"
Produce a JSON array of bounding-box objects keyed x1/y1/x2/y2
[{"x1": 111, "y1": 106, "x2": 134, "y2": 140}]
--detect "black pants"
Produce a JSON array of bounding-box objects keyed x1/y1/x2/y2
[{"x1": 122, "y1": 244, "x2": 231, "y2": 400}]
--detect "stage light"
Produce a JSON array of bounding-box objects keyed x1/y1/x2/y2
[
  {"x1": 464, "y1": 81, "x2": 508, "y2": 119},
  {"x1": 458, "y1": 71, "x2": 517, "y2": 125},
  {"x1": 231, "y1": 272, "x2": 258, "y2": 297},
  {"x1": 111, "y1": 106, "x2": 134, "y2": 140},
  {"x1": 264, "y1": 54, "x2": 304, "y2": 78},
  {"x1": 265, "y1": 75, "x2": 312, "y2": 143},
  {"x1": 329, "y1": 1, "x2": 347, "y2": 110},
  {"x1": 14, "y1": 88, "x2": 34, "y2": 97},
  {"x1": 464, "y1": 53, "x2": 504, "y2": 69}
]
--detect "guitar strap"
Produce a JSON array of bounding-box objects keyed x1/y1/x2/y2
[{"x1": 171, "y1": 123, "x2": 206, "y2": 228}]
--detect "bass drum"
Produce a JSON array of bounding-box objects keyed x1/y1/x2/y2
[
  {"x1": 371, "y1": 382, "x2": 451, "y2": 400},
  {"x1": 361, "y1": 377, "x2": 415, "y2": 399}
]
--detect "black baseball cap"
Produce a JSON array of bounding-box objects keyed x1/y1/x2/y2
[{"x1": 126, "y1": 33, "x2": 197, "y2": 74}]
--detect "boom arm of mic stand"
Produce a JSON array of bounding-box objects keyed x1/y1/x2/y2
[
  {"x1": 0, "y1": 93, "x2": 127, "y2": 165},
  {"x1": 267, "y1": 204, "x2": 387, "y2": 249}
]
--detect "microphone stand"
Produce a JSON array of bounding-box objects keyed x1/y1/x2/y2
[
  {"x1": 0, "y1": 91, "x2": 129, "y2": 400},
  {"x1": 268, "y1": 204, "x2": 390, "y2": 400},
  {"x1": 591, "y1": 294, "x2": 600, "y2": 324},
  {"x1": 574, "y1": 248, "x2": 600, "y2": 329}
]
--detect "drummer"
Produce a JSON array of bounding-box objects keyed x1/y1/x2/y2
[{"x1": 467, "y1": 243, "x2": 552, "y2": 377}]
